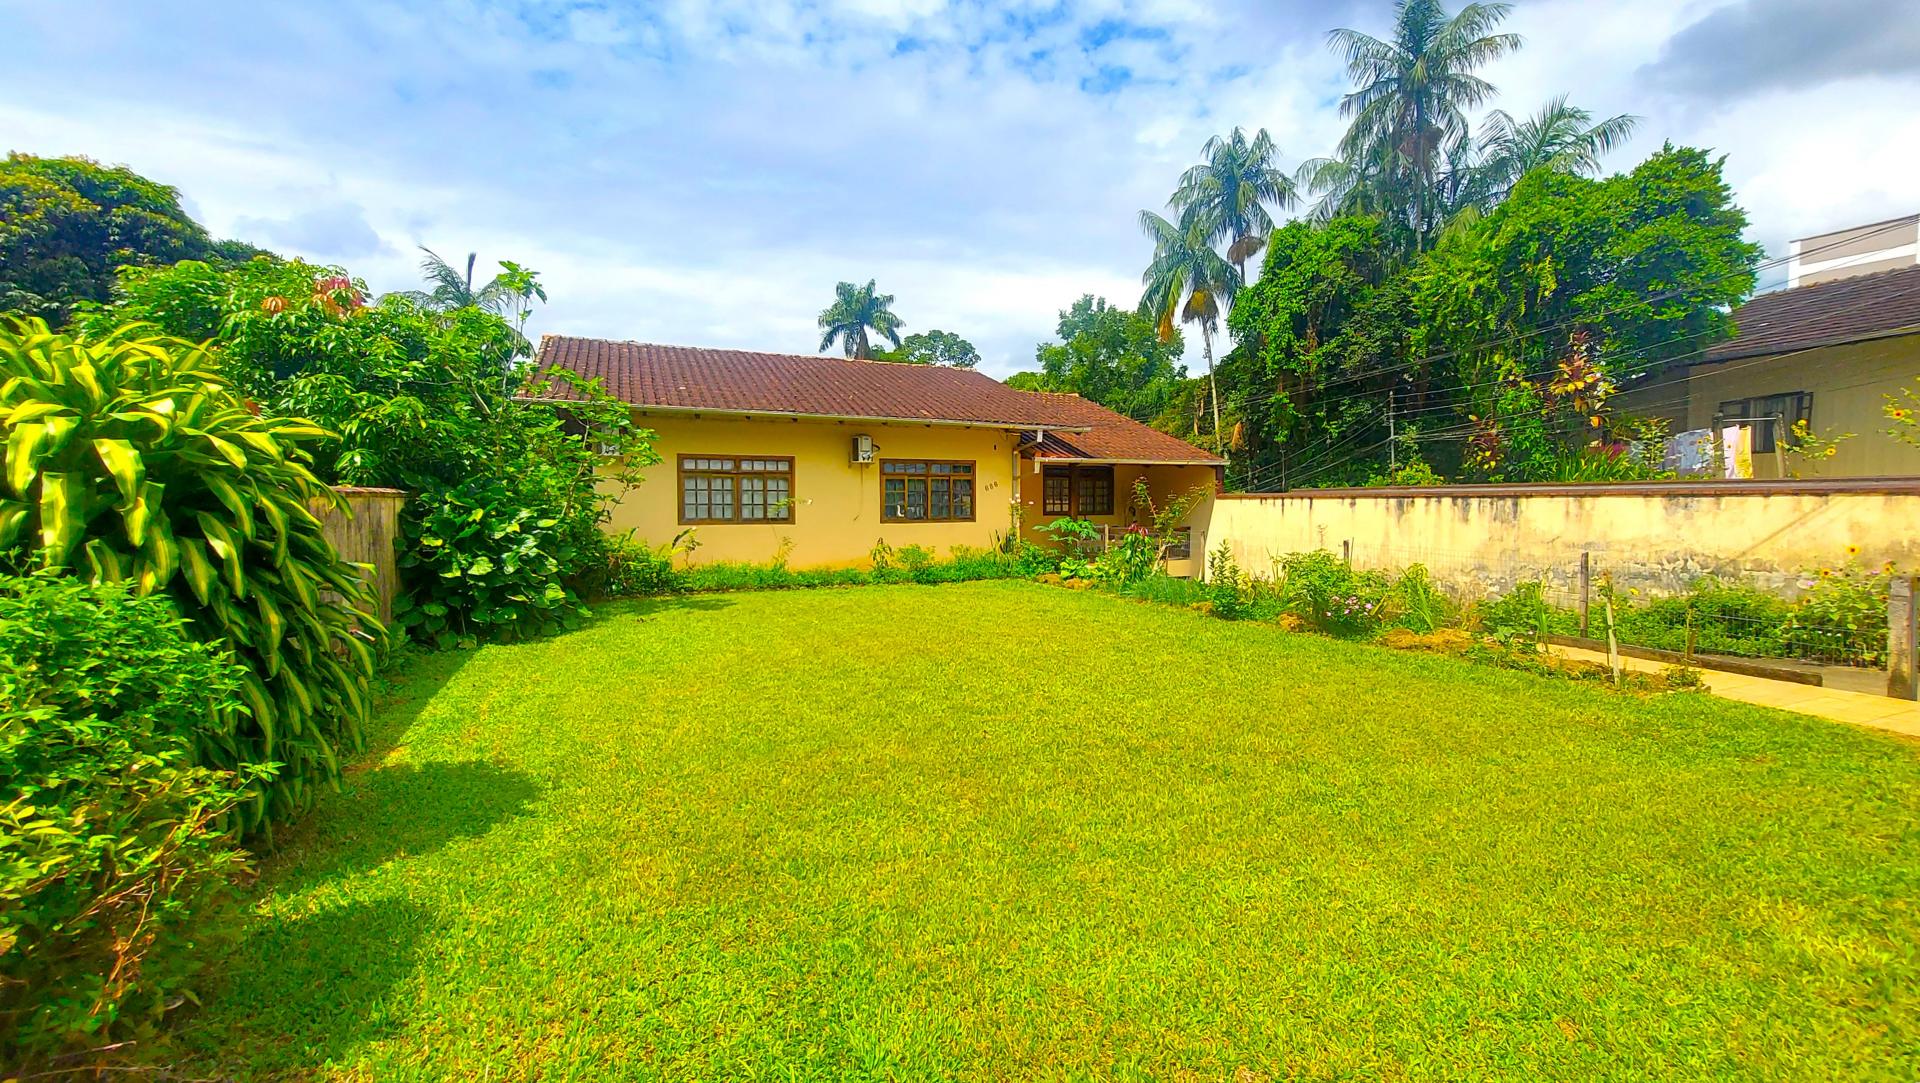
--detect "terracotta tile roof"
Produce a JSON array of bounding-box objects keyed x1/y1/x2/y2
[
  {"x1": 1021, "y1": 392, "x2": 1224, "y2": 464},
  {"x1": 532, "y1": 335, "x2": 1222, "y2": 464},
  {"x1": 1704, "y1": 265, "x2": 1920, "y2": 364}
]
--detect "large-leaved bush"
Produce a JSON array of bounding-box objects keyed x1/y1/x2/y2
[{"x1": 0, "y1": 318, "x2": 375, "y2": 830}]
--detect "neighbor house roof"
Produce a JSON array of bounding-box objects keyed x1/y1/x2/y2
[
  {"x1": 532, "y1": 336, "x2": 1223, "y2": 465},
  {"x1": 1704, "y1": 264, "x2": 1920, "y2": 364}
]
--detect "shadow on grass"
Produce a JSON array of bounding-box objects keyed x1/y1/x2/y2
[
  {"x1": 615, "y1": 593, "x2": 738, "y2": 616},
  {"x1": 270, "y1": 760, "x2": 541, "y2": 893},
  {"x1": 189, "y1": 896, "x2": 439, "y2": 1073}
]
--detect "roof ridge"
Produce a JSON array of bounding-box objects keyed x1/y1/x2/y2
[
  {"x1": 1764, "y1": 262, "x2": 1920, "y2": 301},
  {"x1": 539, "y1": 334, "x2": 998, "y2": 376}
]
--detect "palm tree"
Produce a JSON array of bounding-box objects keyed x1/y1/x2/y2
[
  {"x1": 1478, "y1": 95, "x2": 1639, "y2": 195},
  {"x1": 1171, "y1": 127, "x2": 1298, "y2": 283},
  {"x1": 1138, "y1": 211, "x2": 1239, "y2": 440},
  {"x1": 817, "y1": 280, "x2": 904, "y2": 360},
  {"x1": 399, "y1": 247, "x2": 516, "y2": 314},
  {"x1": 1294, "y1": 139, "x2": 1402, "y2": 224},
  {"x1": 1327, "y1": 0, "x2": 1521, "y2": 251}
]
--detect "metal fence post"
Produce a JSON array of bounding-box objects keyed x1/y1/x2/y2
[
  {"x1": 1889, "y1": 576, "x2": 1919, "y2": 701},
  {"x1": 1342, "y1": 539, "x2": 1353, "y2": 566},
  {"x1": 1578, "y1": 551, "x2": 1591, "y2": 637}
]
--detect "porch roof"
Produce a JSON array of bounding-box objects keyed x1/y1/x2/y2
[{"x1": 1020, "y1": 393, "x2": 1224, "y2": 465}]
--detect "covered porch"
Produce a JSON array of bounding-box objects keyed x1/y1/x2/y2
[{"x1": 1016, "y1": 454, "x2": 1220, "y2": 578}]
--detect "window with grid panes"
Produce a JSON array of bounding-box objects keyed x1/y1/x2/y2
[
  {"x1": 678, "y1": 456, "x2": 794, "y2": 523},
  {"x1": 1042, "y1": 466, "x2": 1072, "y2": 514},
  {"x1": 1074, "y1": 465, "x2": 1114, "y2": 515},
  {"x1": 880, "y1": 460, "x2": 975, "y2": 521}
]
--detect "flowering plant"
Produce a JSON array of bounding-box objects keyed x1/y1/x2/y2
[
  {"x1": 1279, "y1": 550, "x2": 1388, "y2": 637},
  {"x1": 1785, "y1": 556, "x2": 1893, "y2": 666}
]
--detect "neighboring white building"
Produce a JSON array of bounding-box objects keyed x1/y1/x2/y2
[{"x1": 1787, "y1": 213, "x2": 1920, "y2": 288}]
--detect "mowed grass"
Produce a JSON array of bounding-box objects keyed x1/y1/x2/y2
[{"x1": 162, "y1": 582, "x2": 1920, "y2": 1080}]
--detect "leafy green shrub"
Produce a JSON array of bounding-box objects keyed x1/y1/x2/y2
[
  {"x1": 1378, "y1": 563, "x2": 1454, "y2": 633},
  {"x1": 1, "y1": 573, "x2": 261, "y2": 1061},
  {"x1": 586, "y1": 530, "x2": 688, "y2": 598},
  {"x1": 91, "y1": 257, "x2": 661, "y2": 644},
  {"x1": 1091, "y1": 528, "x2": 1158, "y2": 588},
  {"x1": 0, "y1": 319, "x2": 375, "y2": 831},
  {"x1": 1787, "y1": 560, "x2": 1892, "y2": 666},
  {"x1": 910, "y1": 545, "x2": 1024, "y2": 584},
  {"x1": 896, "y1": 544, "x2": 936, "y2": 576},
  {"x1": 1477, "y1": 582, "x2": 1577, "y2": 646},
  {"x1": 1663, "y1": 664, "x2": 1707, "y2": 691},
  {"x1": 1206, "y1": 541, "x2": 1253, "y2": 620},
  {"x1": 1004, "y1": 538, "x2": 1058, "y2": 576},
  {"x1": 1036, "y1": 516, "x2": 1100, "y2": 557},
  {"x1": 394, "y1": 477, "x2": 581, "y2": 647},
  {"x1": 1613, "y1": 578, "x2": 1788, "y2": 658},
  {"x1": 1278, "y1": 550, "x2": 1388, "y2": 636}
]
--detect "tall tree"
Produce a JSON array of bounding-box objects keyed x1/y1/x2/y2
[
  {"x1": 0, "y1": 153, "x2": 233, "y2": 324},
  {"x1": 817, "y1": 280, "x2": 904, "y2": 359},
  {"x1": 1477, "y1": 95, "x2": 1640, "y2": 195},
  {"x1": 1138, "y1": 211, "x2": 1240, "y2": 439},
  {"x1": 1171, "y1": 127, "x2": 1298, "y2": 283},
  {"x1": 1411, "y1": 145, "x2": 1763, "y2": 480},
  {"x1": 1325, "y1": 0, "x2": 1521, "y2": 252},
  {"x1": 1009, "y1": 295, "x2": 1187, "y2": 423},
  {"x1": 873, "y1": 329, "x2": 980, "y2": 368}
]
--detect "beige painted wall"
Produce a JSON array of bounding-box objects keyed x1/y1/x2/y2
[
  {"x1": 1200, "y1": 481, "x2": 1920, "y2": 598},
  {"x1": 605, "y1": 411, "x2": 1021, "y2": 566},
  {"x1": 1617, "y1": 335, "x2": 1920, "y2": 478}
]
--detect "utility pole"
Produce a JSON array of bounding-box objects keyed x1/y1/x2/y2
[{"x1": 1388, "y1": 388, "x2": 1397, "y2": 472}]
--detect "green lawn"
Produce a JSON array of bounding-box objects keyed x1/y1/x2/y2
[{"x1": 160, "y1": 582, "x2": 1920, "y2": 1079}]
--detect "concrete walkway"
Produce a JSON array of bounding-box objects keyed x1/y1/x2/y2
[{"x1": 1553, "y1": 645, "x2": 1920, "y2": 740}]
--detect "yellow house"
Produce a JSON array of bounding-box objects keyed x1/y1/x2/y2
[
  {"x1": 1618, "y1": 262, "x2": 1920, "y2": 478},
  {"x1": 534, "y1": 336, "x2": 1223, "y2": 572}
]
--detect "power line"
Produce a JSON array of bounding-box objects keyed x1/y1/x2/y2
[
  {"x1": 1243, "y1": 334, "x2": 1901, "y2": 491},
  {"x1": 1119, "y1": 216, "x2": 1917, "y2": 433}
]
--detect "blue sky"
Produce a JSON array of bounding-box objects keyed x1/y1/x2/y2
[{"x1": 6, "y1": 0, "x2": 1918, "y2": 377}]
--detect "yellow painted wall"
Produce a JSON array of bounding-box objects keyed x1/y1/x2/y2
[
  {"x1": 1617, "y1": 335, "x2": 1920, "y2": 478},
  {"x1": 605, "y1": 411, "x2": 1020, "y2": 566},
  {"x1": 1200, "y1": 483, "x2": 1920, "y2": 598}
]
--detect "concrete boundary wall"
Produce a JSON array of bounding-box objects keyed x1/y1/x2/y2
[{"x1": 1199, "y1": 477, "x2": 1920, "y2": 598}]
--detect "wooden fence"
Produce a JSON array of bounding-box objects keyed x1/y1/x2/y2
[{"x1": 311, "y1": 486, "x2": 406, "y2": 626}]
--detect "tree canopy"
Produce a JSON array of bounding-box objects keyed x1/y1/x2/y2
[
  {"x1": 0, "y1": 153, "x2": 258, "y2": 324},
  {"x1": 1221, "y1": 145, "x2": 1761, "y2": 487},
  {"x1": 1008, "y1": 296, "x2": 1187, "y2": 425},
  {"x1": 872, "y1": 329, "x2": 980, "y2": 368},
  {"x1": 86, "y1": 253, "x2": 657, "y2": 643}
]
